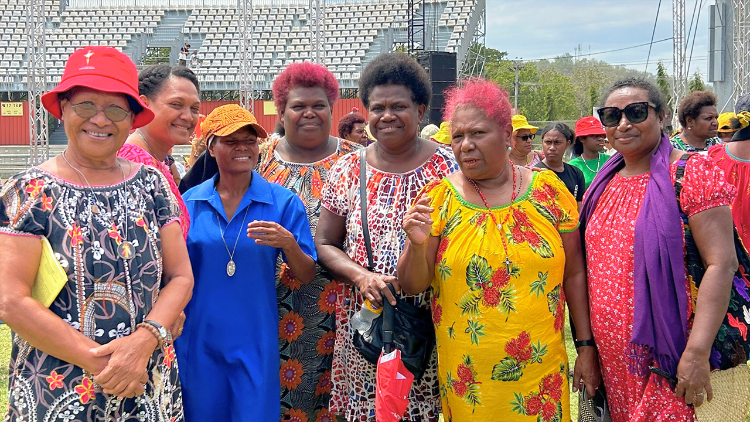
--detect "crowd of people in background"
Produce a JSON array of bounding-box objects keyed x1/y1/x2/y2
[{"x1": 0, "y1": 43, "x2": 749, "y2": 422}]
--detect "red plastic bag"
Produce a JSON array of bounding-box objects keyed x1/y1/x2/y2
[{"x1": 375, "y1": 349, "x2": 415, "y2": 422}]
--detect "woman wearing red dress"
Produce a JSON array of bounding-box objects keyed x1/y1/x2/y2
[{"x1": 581, "y1": 77, "x2": 737, "y2": 421}]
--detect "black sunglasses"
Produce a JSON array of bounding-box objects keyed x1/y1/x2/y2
[
  {"x1": 70, "y1": 102, "x2": 131, "y2": 122},
  {"x1": 517, "y1": 133, "x2": 535, "y2": 141},
  {"x1": 597, "y1": 102, "x2": 656, "y2": 127}
]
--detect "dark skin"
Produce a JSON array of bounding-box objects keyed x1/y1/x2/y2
[
  {"x1": 541, "y1": 130, "x2": 581, "y2": 210},
  {"x1": 315, "y1": 84, "x2": 438, "y2": 308},
  {"x1": 681, "y1": 105, "x2": 719, "y2": 149},
  {"x1": 276, "y1": 86, "x2": 338, "y2": 164},
  {"x1": 605, "y1": 87, "x2": 737, "y2": 406},
  {"x1": 208, "y1": 126, "x2": 316, "y2": 283},
  {"x1": 396, "y1": 105, "x2": 601, "y2": 396}
]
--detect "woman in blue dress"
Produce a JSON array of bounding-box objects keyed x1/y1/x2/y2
[{"x1": 176, "y1": 104, "x2": 317, "y2": 422}]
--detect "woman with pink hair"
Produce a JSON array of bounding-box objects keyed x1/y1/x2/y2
[
  {"x1": 257, "y1": 61, "x2": 361, "y2": 422},
  {"x1": 396, "y1": 78, "x2": 600, "y2": 421}
]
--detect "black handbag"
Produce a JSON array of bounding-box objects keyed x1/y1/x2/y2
[{"x1": 351, "y1": 149, "x2": 436, "y2": 381}]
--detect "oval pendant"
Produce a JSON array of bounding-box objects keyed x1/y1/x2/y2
[
  {"x1": 227, "y1": 260, "x2": 236, "y2": 277},
  {"x1": 117, "y1": 241, "x2": 134, "y2": 260},
  {"x1": 91, "y1": 204, "x2": 100, "y2": 214},
  {"x1": 497, "y1": 223, "x2": 503, "y2": 231}
]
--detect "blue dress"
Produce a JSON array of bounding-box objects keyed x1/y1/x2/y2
[{"x1": 176, "y1": 171, "x2": 317, "y2": 422}]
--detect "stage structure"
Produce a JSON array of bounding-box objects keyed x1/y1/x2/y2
[
  {"x1": 238, "y1": 0, "x2": 255, "y2": 112},
  {"x1": 26, "y1": 0, "x2": 49, "y2": 164},
  {"x1": 407, "y1": 0, "x2": 425, "y2": 53},
  {"x1": 310, "y1": 0, "x2": 325, "y2": 64},
  {"x1": 672, "y1": 0, "x2": 686, "y2": 116},
  {"x1": 459, "y1": 0, "x2": 486, "y2": 79},
  {"x1": 732, "y1": 0, "x2": 749, "y2": 105}
]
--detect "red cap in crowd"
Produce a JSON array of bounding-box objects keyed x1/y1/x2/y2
[
  {"x1": 574, "y1": 116, "x2": 606, "y2": 138},
  {"x1": 41, "y1": 46, "x2": 154, "y2": 128}
]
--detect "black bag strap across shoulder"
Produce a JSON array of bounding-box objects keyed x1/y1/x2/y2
[{"x1": 359, "y1": 149, "x2": 395, "y2": 353}]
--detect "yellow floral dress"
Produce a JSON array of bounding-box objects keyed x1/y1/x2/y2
[{"x1": 424, "y1": 170, "x2": 578, "y2": 422}]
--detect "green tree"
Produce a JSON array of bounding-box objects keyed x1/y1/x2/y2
[
  {"x1": 688, "y1": 71, "x2": 706, "y2": 92},
  {"x1": 143, "y1": 47, "x2": 170, "y2": 65},
  {"x1": 656, "y1": 61, "x2": 673, "y2": 109}
]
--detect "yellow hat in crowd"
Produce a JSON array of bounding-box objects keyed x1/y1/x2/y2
[
  {"x1": 511, "y1": 114, "x2": 538, "y2": 134},
  {"x1": 431, "y1": 122, "x2": 452, "y2": 145},
  {"x1": 718, "y1": 112, "x2": 740, "y2": 132}
]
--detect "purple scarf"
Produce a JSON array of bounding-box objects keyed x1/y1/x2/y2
[{"x1": 580, "y1": 133, "x2": 688, "y2": 378}]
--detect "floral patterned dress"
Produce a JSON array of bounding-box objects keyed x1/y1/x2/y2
[
  {"x1": 118, "y1": 144, "x2": 190, "y2": 240},
  {"x1": 585, "y1": 155, "x2": 734, "y2": 422},
  {"x1": 320, "y1": 147, "x2": 457, "y2": 422},
  {"x1": 708, "y1": 143, "x2": 750, "y2": 251},
  {"x1": 257, "y1": 137, "x2": 361, "y2": 422},
  {"x1": 0, "y1": 166, "x2": 183, "y2": 422},
  {"x1": 424, "y1": 171, "x2": 576, "y2": 422}
]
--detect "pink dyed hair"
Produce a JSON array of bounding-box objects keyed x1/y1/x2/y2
[
  {"x1": 443, "y1": 78, "x2": 512, "y2": 129},
  {"x1": 272, "y1": 62, "x2": 339, "y2": 112}
]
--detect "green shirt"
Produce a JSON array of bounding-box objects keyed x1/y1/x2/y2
[{"x1": 568, "y1": 153, "x2": 611, "y2": 188}]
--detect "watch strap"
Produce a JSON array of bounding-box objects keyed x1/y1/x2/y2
[{"x1": 574, "y1": 339, "x2": 596, "y2": 349}]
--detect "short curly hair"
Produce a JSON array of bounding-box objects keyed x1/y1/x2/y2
[
  {"x1": 678, "y1": 90, "x2": 717, "y2": 127},
  {"x1": 337, "y1": 112, "x2": 366, "y2": 139},
  {"x1": 138, "y1": 64, "x2": 200, "y2": 100},
  {"x1": 358, "y1": 53, "x2": 431, "y2": 109},
  {"x1": 272, "y1": 62, "x2": 339, "y2": 112},
  {"x1": 443, "y1": 78, "x2": 512, "y2": 130}
]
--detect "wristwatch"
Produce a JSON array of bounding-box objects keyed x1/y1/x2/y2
[
  {"x1": 574, "y1": 338, "x2": 596, "y2": 349},
  {"x1": 140, "y1": 320, "x2": 169, "y2": 349}
]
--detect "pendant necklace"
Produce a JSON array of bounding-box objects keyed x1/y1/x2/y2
[
  {"x1": 215, "y1": 206, "x2": 250, "y2": 276},
  {"x1": 582, "y1": 152, "x2": 602, "y2": 174},
  {"x1": 467, "y1": 161, "x2": 518, "y2": 272},
  {"x1": 61, "y1": 150, "x2": 135, "y2": 260}
]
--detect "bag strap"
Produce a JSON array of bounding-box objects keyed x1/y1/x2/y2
[
  {"x1": 359, "y1": 149, "x2": 375, "y2": 271},
  {"x1": 359, "y1": 149, "x2": 396, "y2": 353},
  {"x1": 674, "y1": 153, "x2": 693, "y2": 217}
]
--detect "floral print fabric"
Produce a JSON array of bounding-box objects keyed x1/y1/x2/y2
[
  {"x1": 709, "y1": 144, "x2": 750, "y2": 251},
  {"x1": 0, "y1": 166, "x2": 183, "y2": 422},
  {"x1": 320, "y1": 147, "x2": 457, "y2": 421},
  {"x1": 118, "y1": 143, "x2": 190, "y2": 240},
  {"x1": 257, "y1": 137, "x2": 361, "y2": 422},
  {"x1": 585, "y1": 155, "x2": 734, "y2": 422},
  {"x1": 425, "y1": 171, "x2": 577, "y2": 422}
]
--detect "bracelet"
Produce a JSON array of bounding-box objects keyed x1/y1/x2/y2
[
  {"x1": 137, "y1": 321, "x2": 166, "y2": 350},
  {"x1": 574, "y1": 339, "x2": 596, "y2": 349}
]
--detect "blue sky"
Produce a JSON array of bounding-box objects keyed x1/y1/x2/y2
[{"x1": 485, "y1": 0, "x2": 711, "y2": 79}]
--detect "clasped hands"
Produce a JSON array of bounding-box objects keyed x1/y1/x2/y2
[{"x1": 86, "y1": 327, "x2": 158, "y2": 398}]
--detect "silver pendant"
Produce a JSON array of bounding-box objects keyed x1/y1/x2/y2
[
  {"x1": 497, "y1": 223, "x2": 503, "y2": 231},
  {"x1": 91, "y1": 204, "x2": 100, "y2": 214},
  {"x1": 227, "y1": 260, "x2": 236, "y2": 277},
  {"x1": 117, "y1": 241, "x2": 134, "y2": 260}
]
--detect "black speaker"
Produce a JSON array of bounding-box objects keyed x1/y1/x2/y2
[{"x1": 416, "y1": 51, "x2": 457, "y2": 125}]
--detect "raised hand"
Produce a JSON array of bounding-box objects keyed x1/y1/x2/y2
[{"x1": 402, "y1": 195, "x2": 434, "y2": 246}]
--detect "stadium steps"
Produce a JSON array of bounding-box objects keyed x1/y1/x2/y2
[
  {"x1": 148, "y1": 11, "x2": 191, "y2": 49},
  {"x1": 48, "y1": 126, "x2": 68, "y2": 145}
]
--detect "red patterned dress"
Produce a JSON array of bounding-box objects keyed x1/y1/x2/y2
[
  {"x1": 585, "y1": 155, "x2": 734, "y2": 422},
  {"x1": 118, "y1": 143, "x2": 189, "y2": 239},
  {"x1": 320, "y1": 147, "x2": 457, "y2": 422},
  {"x1": 257, "y1": 137, "x2": 361, "y2": 422},
  {"x1": 708, "y1": 143, "x2": 750, "y2": 251}
]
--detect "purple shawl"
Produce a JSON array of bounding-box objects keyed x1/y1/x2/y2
[{"x1": 580, "y1": 133, "x2": 688, "y2": 378}]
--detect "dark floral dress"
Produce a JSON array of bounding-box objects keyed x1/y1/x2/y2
[{"x1": 0, "y1": 165, "x2": 183, "y2": 422}]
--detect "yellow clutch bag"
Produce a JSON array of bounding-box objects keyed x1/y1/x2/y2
[{"x1": 32, "y1": 237, "x2": 68, "y2": 307}]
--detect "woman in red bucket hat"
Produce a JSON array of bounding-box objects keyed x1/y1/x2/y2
[
  {"x1": 0, "y1": 46, "x2": 192, "y2": 421},
  {"x1": 570, "y1": 116, "x2": 611, "y2": 188}
]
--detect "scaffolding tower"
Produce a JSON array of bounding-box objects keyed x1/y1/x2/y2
[
  {"x1": 459, "y1": 1, "x2": 486, "y2": 79},
  {"x1": 309, "y1": 0, "x2": 325, "y2": 64},
  {"x1": 672, "y1": 0, "x2": 686, "y2": 116},
  {"x1": 26, "y1": 0, "x2": 48, "y2": 164},
  {"x1": 407, "y1": 0, "x2": 425, "y2": 53},
  {"x1": 732, "y1": 0, "x2": 749, "y2": 105},
  {"x1": 238, "y1": 0, "x2": 255, "y2": 112}
]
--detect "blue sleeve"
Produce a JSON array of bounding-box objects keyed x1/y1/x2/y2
[{"x1": 279, "y1": 193, "x2": 317, "y2": 262}]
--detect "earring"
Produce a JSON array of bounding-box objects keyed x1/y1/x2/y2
[
  {"x1": 507, "y1": 146, "x2": 512, "y2": 151},
  {"x1": 688, "y1": 126, "x2": 692, "y2": 130}
]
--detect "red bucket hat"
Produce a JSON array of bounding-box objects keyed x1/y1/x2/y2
[
  {"x1": 41, "y1": 46, "x2": 154, "y2": 128},
  {"x1": 574, "y1": 116, "x2": 606, "y2": 138}
]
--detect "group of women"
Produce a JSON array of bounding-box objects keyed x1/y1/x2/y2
[{"x1": 0, "y1": 43, "x2": 746, "y2": 422}]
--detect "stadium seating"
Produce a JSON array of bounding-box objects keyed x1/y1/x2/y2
[{"x1": 0, "y1": 0, "x2": 478, "y2": 92}]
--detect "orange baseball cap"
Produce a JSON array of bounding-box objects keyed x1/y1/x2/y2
[
  {"x1": 41, "y1": 46, "x2": 154, "y2": 128},
  {"x1": 201, "y1": 104, "x2": 268, "y2": 143}
]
